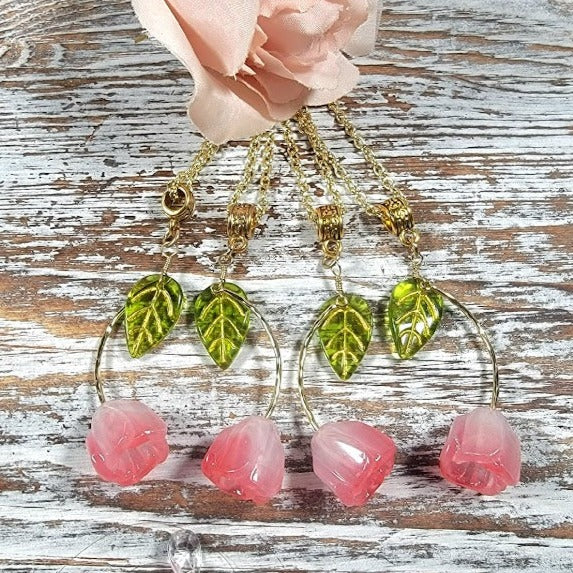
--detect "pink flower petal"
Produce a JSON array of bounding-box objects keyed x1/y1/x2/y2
[
  {"x1": 202, "y1": 416, "x2": 285, "y2": 505},
  {"x1": 440, "y1": 407, "x2": 521, "y2": 495},
  {"x1": 86, "y1": 399, "x2": 169, "y2": 486},
  {"x1": 164, "y1": 0, "x2": 259, "y2": 76},
  {"x1": 311, "y1": 420, "x2": 396, "y2": 506},
  {"x1": 260, "y1": 2, "x2": 343, "y2": 57},
  {"x1": 304, "y1": 54, "x2": 360, "y2": 105},
  {"x1": 345, "y1": 0, "x2": 381, "y2": 57}
]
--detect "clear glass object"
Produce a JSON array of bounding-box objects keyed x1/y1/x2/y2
[{"x1": 168, "y1": 530, "x2": 202, "y2": 573}]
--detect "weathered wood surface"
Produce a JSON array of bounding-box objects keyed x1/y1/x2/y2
[{"x1": 1, "y1": 0, "x2": 572, "y2": 571}]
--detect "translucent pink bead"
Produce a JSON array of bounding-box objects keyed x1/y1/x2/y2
[
  {"x1": 311, "y1": 420, "x2": 396, "y2": 507},
  {"x1": 86, "y1": 399, "x2": 169, "y2": 486},
  {"x1": 201, "y1": 416, "x2": 284, "y2": 505},
  {"x1": 440, "y1": 406, "x2": 521, "y2": 495}
]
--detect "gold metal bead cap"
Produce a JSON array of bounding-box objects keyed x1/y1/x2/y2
[
  {"x1": 376, "y1": 196, "x2": 414, "y2": 238},
  {"x1": 228, "y1": 203, "x2": 258, "y2": 253},
  {"x1": 315, "y1": 204, "x2": 344, "y2": 243}
]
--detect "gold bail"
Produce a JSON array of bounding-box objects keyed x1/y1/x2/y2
[
  {"x1": 315, "y1": 204, "x2": 344, "y2": 262},
  {"x1": 376, "y1": 196, "x2": 414, "y2": 238},
  {"x1": 228, "y1": 203, "x2": 258, "y2": 254},
  {"x1": 162, "y1": 182, "x2": 195, "y2": 221},
  {"x1": 315, "y1": 205, "x2": 344, "y2": 242}
]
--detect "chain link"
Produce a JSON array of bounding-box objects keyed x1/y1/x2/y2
[
  {"x1": 228, "y1": 134, "x2": 264, "y2": 212},
  {"x1": 281, "y1": 120, "x2": 318, "y2": 223},
  {"x1": 256, "y1": 132, "x2": 275, "y2": 220},
  {"x1": 282, "y1": 117, "x2": 346, "y2": 292},
  {"x1": 327, "y1": 101, "x2": 425, "y2": 273}
]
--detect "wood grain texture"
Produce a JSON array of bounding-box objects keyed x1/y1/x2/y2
[{"x1": 1, "y1": 0, "x2": 572, "y2": 571}]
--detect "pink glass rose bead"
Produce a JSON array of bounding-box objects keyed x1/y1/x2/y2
[
  {"x1": 440, "y1": 407, "x2": 521, "y2": 495},
  {"x1": 311, "y1": 420, "x2": 396, "y2": 507},
  {"x1": 201, "y1": 415, "x2": 284, "y2": 505},
  {"x1": 86, "y1": 399, "x2": 169, "y2": 486}
]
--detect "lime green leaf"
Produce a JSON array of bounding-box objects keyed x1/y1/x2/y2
[
  {"x1": 125, "y1": 274, "x2": 185, "y2": 358},
  {"x1": 318, "y1": 294, "x2": 373, "y2": 381},
  {"x1": 194, "y1": 283, "x2": 250, "y2": 370},
  {"x1": 388, "y1": 278, "x2": 443, "y2": 359}
]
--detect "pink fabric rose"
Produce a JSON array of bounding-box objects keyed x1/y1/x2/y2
[{"x1": 132, "y1": 0, "x2": 380, "y2": 143}]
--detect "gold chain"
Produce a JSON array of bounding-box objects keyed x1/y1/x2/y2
[
  {"x1": 256, "y1": 131, "x2": 275, "y2": 219},
  {"x1": 282, "y1": 119, "x2": 318, "y2": 223},
  {"x1": 321, "y1": 141, "x2": 380, "y2": 218},
  {"x1": 295, "y1": 108, "x2": 345, "y2": 212},
  {"x1": 326, "y1": 102, "x2": 424, "y2": 273},
  {"x1": 282, "y1": 118, "x2": 346, "y2": 278},
  {"x1": 218, "y1": 131, "x2": 276, "y2": 281},
  {"x1": 282, "y1": 119, "x2": 323, "y2": 222},
  {"x1": 292, "y1": 107, "x2": 381, "y2": 219},
  {"x1": 228, "y1": 131, "x2": 275, "y2": 223},
  {"x1": 167, "y1": 140, "x2": 219, "y2": 196},
  {"x1": 328, "y1": 101, "x2": 407, "y2": 204},
  {"x1": 328, "y1": 103, "x2": 499, "y2": 404}
]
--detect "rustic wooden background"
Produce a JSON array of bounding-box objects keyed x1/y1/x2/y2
[{"x1": 1, "y1": 0, "x2": 572, "y2": 571}]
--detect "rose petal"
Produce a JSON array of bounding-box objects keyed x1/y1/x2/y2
[
  {"x1": 344, "y1": 0, "x2": 381, "y2": 56},
  {"x1": 305, "y1": 54, "x2": 360, "y2": 105},
  {"x1": 132, "y1": 0, "x2": 373, "y2": 142},
  {"x1": 163, "y1": 0, "x2": 259, "y2": 76}
]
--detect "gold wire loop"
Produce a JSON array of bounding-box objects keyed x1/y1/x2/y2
[
  {"x1": 93, "y1": 293, "x2": 283, "y2": 418},
  {"x1": 162, "y1": 182, "x2": 196, "y2": 221},
  {"x1": 222, "y1": 288, "x2": 283, "y2": 419},
  {"x1": 331, "y1": 263, "x2": 345, "y2": 297},
  {"x1": 433, "y1": 286, "x2": 500, "y2": 409},
  {"x1": 227, "y1": 203, "x2": 258, "y2": 254},
  {"x1": 217, "y1": 249, "x2": 235, "y2": 283},
  {"x1": 218, "y1": 250, "x2": 234, "y2": 267},
  {"x1": 297, "y1": 303, "x2": 340, "y2": 431},
  {"x1": 228, "y1": 235, "x2": 249, "y2": 254},
  {"x1": 162, "y1": 218, "x2": 181, "y2": 249},
  {"x1": 321, "y1": 241, "x2": 343, "y2": 266},
  {"x1": 94, "y1": 308, "x2": 126, "y2": 404}
]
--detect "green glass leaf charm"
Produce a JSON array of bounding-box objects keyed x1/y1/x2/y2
[
  {"x1": 388, "y1": 277, "x2": 444, "y2": 359},
  {"x1": 194, "y1": 282, "x2": 251, "y2": 370},
  {"x1": 125, "y1": 274, "x2": 185, "y2": 359},
  {"x1": 317, "y1": 294, "x2": 373, "y2": 381}
]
